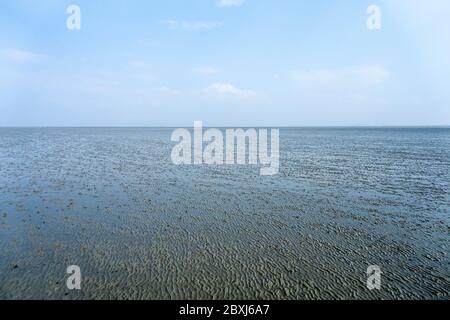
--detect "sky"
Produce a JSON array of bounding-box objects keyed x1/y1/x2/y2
[{"x1": 0, "y1": 0, "x2": 449, "y2": 127}]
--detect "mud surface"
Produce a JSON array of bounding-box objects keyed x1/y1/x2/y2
[{"x1": 0, "y1": 127, "x2": 449, "y2": 299}]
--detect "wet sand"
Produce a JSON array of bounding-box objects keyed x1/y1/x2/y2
[{"x1": 0, "y1": 128, "x2": 449, "y2": 299}]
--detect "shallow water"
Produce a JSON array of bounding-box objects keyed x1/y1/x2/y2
[{"x1": 0, "y1": 127, "x2": 449, "y2": 299}]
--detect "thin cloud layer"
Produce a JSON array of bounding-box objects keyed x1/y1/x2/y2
[
  {"x1": 217, "y1": 0, "x2": 245, "y2": 7},
  {"x1": 0, "y1": 49, "x2": 44, "y2": 63},
  {"x1": 205, "y1": 83, "x2": 257, "y2": 99}
]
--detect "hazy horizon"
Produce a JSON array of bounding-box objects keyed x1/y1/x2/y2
[{"x1": 1, "y1": 125, "x2": 450, "y2": 129}]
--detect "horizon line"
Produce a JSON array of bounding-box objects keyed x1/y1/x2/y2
[{"x1": 1, "y1": 125, "x2": 450, "y2": 129}]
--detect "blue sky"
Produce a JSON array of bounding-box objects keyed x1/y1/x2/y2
[{"x1": 1, "y1": 0, "x2": 449, "y2": 126}]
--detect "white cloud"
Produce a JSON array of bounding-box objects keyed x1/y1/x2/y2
[
  {"x1": 193, "y1": 67, "x2": 219, "y2": 75},
  {"x1": 292, "y1": 65, "x2": 390, "y2": 87},
  {"x1": 206, "y1": 83, "x2": 240, "y2": 94},
  {"x1": 205, "y1": 83, "x2": 257, "y2": 98},
  {"x1": 0, "y1": 49, "x2": 44, "y2": 63},
  {"x1": 217, "y1": 0, "x2": 245, "y2": 7},
  {"x1": 164, "y1": 20, "x2": 223, "y2": 31}
]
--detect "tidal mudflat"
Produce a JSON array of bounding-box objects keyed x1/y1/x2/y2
[{"x1": 0, "y1": 127, "x2": 449, "y2": 299}]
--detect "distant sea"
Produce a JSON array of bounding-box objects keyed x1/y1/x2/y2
[{"x1": 0, "y1": 127, "x2": 449, "y2": 299}]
